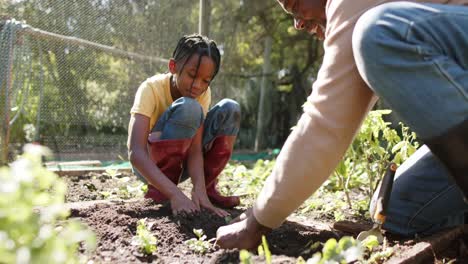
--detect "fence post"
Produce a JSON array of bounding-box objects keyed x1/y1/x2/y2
[
  {"x1": 199, "y1": 0, "x2": 211, "y2": 36},
  {"x1": 1, "y1": 24, "x2": 14, "y2": 165},
  {"x1": 255, "y1": 35, "x2": 272, "y2": 151}
]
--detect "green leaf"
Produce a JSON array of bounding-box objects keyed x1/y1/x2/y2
[
  {"x1": 239, "y1": 250, "x2": 253, "y2": 264},
  {"x1": 361, "y1": 235, "x2": 379, "y2": 251}
]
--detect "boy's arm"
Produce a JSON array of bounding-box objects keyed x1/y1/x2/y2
[
  {"x1": 128, "y1": 113, "x2": 197, "y2": 214},
  {"x1": 187, "y1": 126, "x2": 228, "y2": 217}
]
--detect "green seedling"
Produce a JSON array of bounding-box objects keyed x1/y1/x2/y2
[
  {"x1": 100, "y1": 190, "x2": 112, "y2": 199},
  {"x1": 368, "y1": 248, "x2": 394, "y2": 263},
  {"x1": 239, "y1": 250, "x2": 253, "y2": 264},
  {"x1": 224, "y1": 215, "x2": 233, "y2": 223},
  {"x1": 104, "y1": 168, "x2": 121, "y2": 178},
  {"x1": 304, "y1": 236, "x2": 363, "y2": 264},
  {"x1": 257, "y1": 235, "x2": 272, "y2": 264},
  {"x1": 131, "y1": 218, "x2": 158, "y2": 255},
  {"x1": 184, "y1": 229, "x2": 211, "y2": 254},
  {"x1": 360, "y1": 235, "x2": 379, "y2": 251}
]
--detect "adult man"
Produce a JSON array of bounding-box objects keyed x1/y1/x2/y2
[{"x1": 216, "y1": 0, "x2": 468, "y2": 249}]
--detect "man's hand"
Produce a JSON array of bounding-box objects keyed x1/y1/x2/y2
[
  {"x1": 192, "y1": 188, "x2": 229, "y2": 217},
  {"x1": 170, "y1": 192, "x2": 199, "y2": 215},
  {"x1": 216, "y1": 208, "x2": 272, "y2": 249}
]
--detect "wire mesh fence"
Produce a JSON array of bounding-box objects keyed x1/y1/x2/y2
[
  {"x1": 1, "y1": 0, "x2": 201, "y2": 162},
  {"x1": 1, "y1": 0, "x2": 321, "y2": 163}
]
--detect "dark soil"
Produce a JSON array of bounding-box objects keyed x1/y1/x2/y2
[
  {"x1": 63, "y1": 171, "x2": 468, "y2": 263},
  {"x1": 70, "y1": 199, "x2": 340, "y2": 263},
  {"x1": 64, "y1": 171, "x2": 143, "y2": 202}
]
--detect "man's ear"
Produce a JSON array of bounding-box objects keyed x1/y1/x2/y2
[{"x1": 168, "y1": 59, "x2": 177, "y2": 74}]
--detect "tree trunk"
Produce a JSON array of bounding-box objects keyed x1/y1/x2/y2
[
  {"x1": 199, "y1": 0, "x2": 211, "y2": 36},
  {"x1": 255, "y1": 35, "x2": 272, "y2": 151}
]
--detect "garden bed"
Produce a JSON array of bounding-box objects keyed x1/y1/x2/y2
[
  {"x1": 69, "y1": 199, "x2": 340, "y2": 263},
  {"x1": 63, "y1": 170, "x2": 468, "y2": 263}
]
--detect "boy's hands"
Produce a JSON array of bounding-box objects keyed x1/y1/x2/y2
[
  {"x1": 192, "y1": 188, "x2": 229, "y2": 217},
  {"x1": 169, "y1": 188, "x2": 229, "y2": 218},
  {"x1": 170, "y1": 192, "x2": 199, "y2": 215}
]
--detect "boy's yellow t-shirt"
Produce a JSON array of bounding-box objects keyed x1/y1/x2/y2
[{"x1": 130, "y1": 73, "x2": 211, "y2": 130}]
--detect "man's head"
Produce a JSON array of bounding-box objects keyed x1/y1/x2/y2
[{"x1": 276, "y1": 0, "x2": 327, "y2": 40}]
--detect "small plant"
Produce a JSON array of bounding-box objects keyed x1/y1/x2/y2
[
  {"x1": 301, "y1": 110, "x2": 419, "y2": 216},
  {"x1": 364, "y1": 236, "x2": 394, "y2": 263},
  {"x1": 131, "y1": 218, "x2": 158, "y2": 255},
  {"x1": 337, "y1": 110, "x2": 419, "y2": 203},
  {"x1": 361, "y1": 235, "x2": 379, "y2": 251},
  {"x1": 239, "y1": 249, "x2": 253, "y2": 264},
  {"x1": 104, "y1": 168, "x2": 121, "y2": 178},
  {"x1": 0, "y1": 144, "x2": 96, "y2": 263},
  {"x1": 224, "y1": 215, "x2": 233, "y2": 224},
  {"x1": 305, "y1": 236, "x2": 363, "y2": 264},
  {"x1": 219, "y1": 159, "x2": 275, "y2": 206},
  {"x1": 257, "y1": 235, "x2": 272, "y2": 264},
  {"x1": 117, "y1": 181, "x2": 145, "y2": 199},
  {"x1": 184, "y1": 228, "x2": 211, "y2": 254}
]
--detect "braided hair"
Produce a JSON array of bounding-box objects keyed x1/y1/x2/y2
[{"x1": 172, "y1": 34, "x2": 221, "y2": 81}]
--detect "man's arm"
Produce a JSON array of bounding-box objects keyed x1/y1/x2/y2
[{"x1": 217, "y1": 0, "x2": 378, "y2": 247}]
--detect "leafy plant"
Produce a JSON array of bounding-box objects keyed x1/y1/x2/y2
[
  {"x1": 361, "y1": 235, "x2": 379, "y2": 251},
  {"x1": 184, "y1": 228, "x2": 211, "y2": 254},
  {"x1": 363, "y1": 236, "x2": 394, "y2": 263},
  {"x1": 0, "y1": 144, "x2": 96, "y2": 263},
  {"x1": 131, "y1": 218, "x2": 158, "y2": 255},
  {"x1": 104, "y1": 169, "x2": 122, "y2": 178},
  {"x1": 317, "y1": 110, "x2": 419, "y2": 211},
  {"x1": 305, "y1": 236, "x2": 363, "y2": 264},
  {"x1": 239, "y1": 249, "x2": 254, "y2": 264},
  {"x1": 337, "y1": 110, "x2": 419, "y2": 203},
  {"x1": 219, "y1": 159, "x2": 275, "y2": 206},
  {"x1": 116, "y1": 181, "x2": 146, "y2": 199}
]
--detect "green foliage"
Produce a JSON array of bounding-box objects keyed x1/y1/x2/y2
[
  {"x1": 219, "y1": 159, "x2": 275, "y2": 206},
  {"x1": 239, "y1": 249, "x2": 253, "y2": 264},
  {"x1": 94, "y1": 169, "x2": 146, "y2": 200},
  {"x1": 361, "y1": 235, "x2": 379, "y2": 251},
  {"x1": 184, "y1": 228, "x2": 211, "y2": 255},
  {"x1": 301, "y1": 111, "x2": 418, "y2": 218},
  {"x1": 335, "y1": 110, "x2": 418, "y2": 201},
  {"x1": 306, "y1": 236, "x2": 363, "y2": 264},
  {"x1": 131, "y1": 218, "x2": 157, "y2": 255},
  {"x1": 368, "y1": 247, "x2": 394, "y2": 264},
  {"x1": 0, "y1": 144, "x2": 95, "y2": 263},
  {"x1": 237, "y1": 236, "x2": 272, "y2": 264},
  {"x1": 257, "y1": 235, "x2": 272, "y2": 264}
]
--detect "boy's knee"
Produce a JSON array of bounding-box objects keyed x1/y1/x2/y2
[
  {"x1": 219, "y1": 99, "x2": 241, "y2": 117},
  {"x1": 219, "y1": 99, "x2": 241, "y2": 129},
  {"x1": 172, "y1": 97, "x2": 204, "y2": 127},
  {"x1": 174, "y1": 97, "x2": 203, "y2": 114}
]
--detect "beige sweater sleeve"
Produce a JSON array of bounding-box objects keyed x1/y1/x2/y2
[{"x1": 252, "y1": 0, "x2": 378, "y2": 229}]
